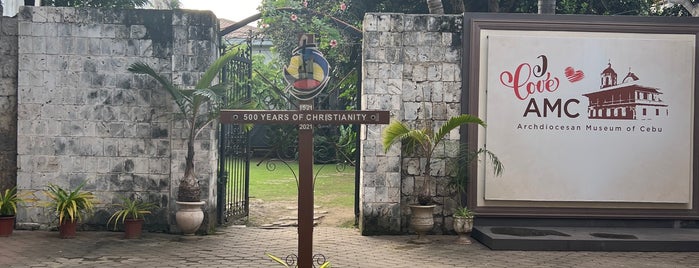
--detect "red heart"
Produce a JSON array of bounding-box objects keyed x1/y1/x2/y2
[{"x1": 564, "y1": 67, "x2": 585, "y2": 83}]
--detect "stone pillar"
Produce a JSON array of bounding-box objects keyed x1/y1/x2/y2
[
  {"x1": 360, "y1": 13, "x2": 464, "y2": 234},
  {"x1": 0, "y1": 14, "x2": 17, "y2": 192}
]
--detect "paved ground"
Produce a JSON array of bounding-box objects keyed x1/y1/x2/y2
[{"x1": 1, "y1": 226, "x2": 698, "y2": 268}]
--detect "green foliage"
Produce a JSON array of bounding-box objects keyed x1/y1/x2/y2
[
  {"x1": 107, "y1": 196, "x2": 157, "y2": 230},
  {"x1": 382, "y1": 115, "x2": 486, "y2": 204},
  {"x1": 454, "y1": 207, "x2": 474, "y2": 218},
  {"x1": 336, "y1": 125, "x2": 356, "y2": 164},
  {"x1": 449, "y1": 145, "x2": 504, "y2": 208},
  {"x1": 556, "y1": 0, "x2": 655, "y2": 15},
  {"x1": 41, "y1": 0, "x2": 149, "y2": 8},
  {"x1": 251, "y1": 54, "x2": 289, "y2": 110},
  {"x1": 44, "y1": 182, "x2": 95, "y2": 224},
  {"x1": 0, "y1": 187, "x2": 23, "y2": 216}
]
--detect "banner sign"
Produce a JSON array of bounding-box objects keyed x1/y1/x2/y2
[
  {"x1": 220, "y1": 110, "x2": 390, "y2": 125},
  {"x1": 479, "y1": 30, "x2": 695, "y2": 204}
]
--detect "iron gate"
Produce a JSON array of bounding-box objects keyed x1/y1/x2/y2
[{"x1": 217, "y1": 40, "x2": 252, "y2": 225}]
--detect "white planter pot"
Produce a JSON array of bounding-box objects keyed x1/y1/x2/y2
[
  {"x1": 453, "y1": 216, "x2": 474, "y2": 244},
  {"x1": 409, "y1": 204, "x2": 436, "y2": 244},
  {"x1": 175, "y1": 201, "x2": 205, "y2": 235}
]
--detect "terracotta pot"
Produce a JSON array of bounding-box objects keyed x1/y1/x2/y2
[
  {"x1": 124, "y1": 218, "x2": 144, "y2": 239},
  {"x1": 0, "y1": 216, "x2": 15, "y2": 237},
  {"x1": 175, "y1": 201, "x2": 205, "y2": 235},
  {"x1": 59, "y1": 220, "x2": 78, "y2": 239},
  {"x1": 409, "y1": 204, "x2": 436, "y2": 244},
  {"x1": 453, "y1": 216, "x2": 474, "y2": 244}
]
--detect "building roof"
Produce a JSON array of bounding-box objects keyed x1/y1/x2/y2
[
  {"x1": 219, "y1": 18, "x2": 257, "y2": 40},
  {"x1": 583, "y1": 83, "x2": 662, "y2": 97}
]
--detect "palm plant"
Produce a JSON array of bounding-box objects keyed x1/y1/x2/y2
[
  {"x1": 383, "y1": 114, "x2": 486, "y2": 205},
  {"x1": 107, "y1": 196, "x2": 157, "y2": 230},
  {"x1": 449, "y1": 144, "x2": 504, "y2": 215},
  {"x1": 44, "y1": 182, "x2": 95, "y2": 224},
  {"x1": 128, "y1": 47, "x2": 250, "y2": 202}
]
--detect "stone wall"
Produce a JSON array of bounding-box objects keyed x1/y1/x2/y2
[
  {"x1": 0, "y1": 14, "x2": 18, "y2": 192},
  {"x1": 14, "y1": 6, "x2": 219, "y2": 233},
  {"x1": 360, "y1": 13, "x2": 463, "y2": 235}
]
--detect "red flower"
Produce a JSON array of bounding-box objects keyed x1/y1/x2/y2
[
  {"x1": 290, "y1": 14, "x2": 298, "y2": 21},
  {"x1": 340, "y1": 3, "x2": 347, "y2": 11},
  {"x1": 303, "y1": 1, "x2": 308, "y2": 7},
  {"x1": 329, "y1": 39, "x2": 338, "y2": 48}
]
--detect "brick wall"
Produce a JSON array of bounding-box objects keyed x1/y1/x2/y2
[
  {"x1": 15, "y1": 6, "x2": 219, "y2": 233},
  {"x1": 0, "y1": 15, "x2": 18, "y2": 192},
  {"x1": 361, "y1": 13, "x2": 463, "y2": 235}
]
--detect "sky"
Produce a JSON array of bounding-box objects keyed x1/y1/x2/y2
[{"x1": 179, "y1": 0, "x2": 263, "y2": 22}]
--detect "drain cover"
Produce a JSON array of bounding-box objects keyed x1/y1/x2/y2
[{"x1": 491, "y1": 227, "x2": 571, "y2": 237}]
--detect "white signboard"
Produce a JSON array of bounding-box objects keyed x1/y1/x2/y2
[{"x1": 480, "y1": 30, "x2": 695, "y2": 204}]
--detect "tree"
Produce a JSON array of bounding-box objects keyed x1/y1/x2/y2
[
  {"x1": 667, "y1": 0, "x2": 699, "y2": 16},
  {"x1": 149, "y1": 0, "x2": 181, "y2": 10},
  {"x1": 41, "y1": 0, "x2": 149, "y2": 8},
  {"x1": 128, "y1": 48, "x2": 252, "y2": 202}
]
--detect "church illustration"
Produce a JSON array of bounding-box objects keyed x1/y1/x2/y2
[{"x1": 582, "y1": 62, "x2": 668, "y2": 120}]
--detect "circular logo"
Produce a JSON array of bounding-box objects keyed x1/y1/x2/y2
[{"x1": 284, "y1": 44, "x2": 331, "y2": 100}]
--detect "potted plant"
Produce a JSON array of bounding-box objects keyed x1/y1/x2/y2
[
  {"x1": 382, "y1": 114, "x2": 486, "y2": 244},
  {"x1": 449, "y1": 145, "x2": 503, "y2": 244},
  {"x1": 107, "y1": 196, "x2": 157, "y2": 239},
  {"x1": 452, "y1": 206, "x2": 474, "y2": 244},
  {"x1": 44, "y1": 181, "x2": 95, "y2": 239},
  {"x1": 0, "y1": 186, "x2": 24, "y2": 237},
  {"x1": 128, "y1": 47, "x2": 253, "y2": 235}
]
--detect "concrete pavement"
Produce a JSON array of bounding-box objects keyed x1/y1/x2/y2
[{"x1": 1, "y1": 226, "x2": 698, "y2": 267}]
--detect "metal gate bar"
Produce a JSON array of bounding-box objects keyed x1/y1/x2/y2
[{"x1": 217, "y1": 40, "x2": 252, "y2": 225}]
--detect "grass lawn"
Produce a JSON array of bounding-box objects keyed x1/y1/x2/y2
[{"x1": 247, "y1": 159, "x2": 356, "y2": 226}]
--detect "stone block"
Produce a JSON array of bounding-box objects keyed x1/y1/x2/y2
[
  {"x1": 432, "y1": 101, "x2": 447, "y2": 120},
  {"x1": 445, "y1": 47, "x2": 460, "y2": 62},
  {"x1": 411, "y1": 64, "x2": 426, "y2": 81},
  {"x1": 148, "y1": 158, "x2": 169, "y2": 175},
  {"x1": 363, "y1": 14, "x2": 378, "y2": 32},
  {"x1": 31, "y1": 23, "x2": 46, "y2": 37},
  {"x1": 18, "y1": 21, "x2": 32, "y2": 36},
  {"x1": 377, "y1": 14, "x2": 393, "y2": 32},
  {"x1": 363, "y1": 62, "x2": 378, "y2": 79},
  {"x1": 426, "y1": 63, "x2": 442, "y2": 81},
  {"x1": 385, "y1": 47, "x2": 403, "y2": 63},
  {"x1": 17, "y1": 36, "x2": 31, "y2": 55},
  {"x1": 386, "y1": 172, "x2": 401, "y2": 188},
  {"x1": 130, "y1": 25, "x2": 147, "y2": 39},
  {"x1": 403, "y1": 46, "x2": 418, "y2": 63}
]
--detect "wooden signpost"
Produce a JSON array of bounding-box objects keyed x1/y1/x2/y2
[{"x1": 220, "y1": 34, "x2": 389, "y2": 268}]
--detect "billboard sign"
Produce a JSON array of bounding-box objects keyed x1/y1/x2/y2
[{"x1": 464, "y1": 14, "x2": 699, "y2": 217}]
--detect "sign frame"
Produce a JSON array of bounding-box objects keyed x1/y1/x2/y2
[{"x1": 462, "y1": 13, "x2": 699, "y2": 219}]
